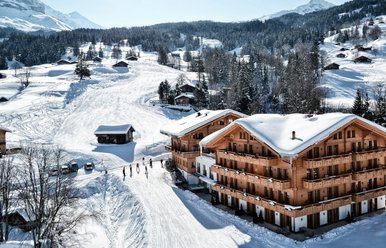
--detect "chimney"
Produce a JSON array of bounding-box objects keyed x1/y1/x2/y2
[
  {"x1": 292, "y1": 131, "x2": 296, "y2": 140},
  {"x1": 197, "y1": 112, "x2": 201, "y2": 117}
]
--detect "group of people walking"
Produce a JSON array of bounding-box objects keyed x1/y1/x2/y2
[{"x1": 122, "y1": 157, "x2": 164, "y2": 179}]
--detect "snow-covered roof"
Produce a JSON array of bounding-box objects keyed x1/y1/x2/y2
[
  {"x1": 180, "y1": 80, "x2": 197, "y2": 88},
  {"x1": 200, "y1": 113, "x2": 386, "y2": 158},
  {"x1": 160, "y1": 109, "x2": 247, "y2": 137},
  {"x1": 94, "y1": 124, "x2": 134, "y2": 135},
  {"x1": 175, "y1": 92, "x2": 195, "y2": 100},
  {"x1": 0, "y1": 127, "x2": 11, "y2": 132}
]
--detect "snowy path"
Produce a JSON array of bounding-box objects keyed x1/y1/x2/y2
[{"x1": 125, "y1": 163, "x2": 253, "y2": 248}]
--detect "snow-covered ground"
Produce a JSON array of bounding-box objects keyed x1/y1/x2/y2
[
  {"x1": 1, "y1": 44, "x2": 386, "y2": 248},
  {"x1": 321, "y1": 17, "x2": 386, "y2": 108}
]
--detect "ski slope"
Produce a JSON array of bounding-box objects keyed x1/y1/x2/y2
[
  {"x1": 321, "y1": 17, "x2": 386, "y2": 108},
  {"x1": 1, "y1": 49, "x2": 386, "y2": 247}
]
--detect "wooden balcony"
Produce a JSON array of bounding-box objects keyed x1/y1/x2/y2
[
  {"x1": 354, "y1": 147, "x2": 386, "y2": 161},
  {"x1": 303, "y1": 147, "x2": 386, "y2": 169},
  {"x1": 218, "y1": 150, "x2": 278, "y2": 166},
  {"x1": 172, "y1": 151, "x2": 200, "y2": 174},
  {"x1": 352, "y1": 165, "x2": 386, "y2": 181},
  {"x1": 212, "y1": 165, "x2": 291, "y2": 190},
  {"x1": 352, "y1": 186, "x2": 386, "y2": 202},
  {"x1": 212, "y1": 184, "x2": 293, "y2": 215},
  {"x1": 303, "y1": 153, "x2": 352, "y2": 169},
  {"x1": 298, "y1": 195, "x2": 353, "y2": 216},
  {"x1": 303, "y1": 173, "x2": 352, "y2": 190},
  {"x1": 212, "y1": 184, "x2": 352, "y2": 218}
]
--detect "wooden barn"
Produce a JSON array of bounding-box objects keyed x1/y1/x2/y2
[
  {"x1": 112, "y1": 61, "x2": 129, "y2": 67},
  {"x1": 336, "y1": 53, "x2": 346, "y2": 58},
  {"x1": 56, "y1": 59, "x2": 72, "y2": 65},
  {"x1": 127, "y1": 56, "x2": 138, "y2": 61},
  {"x1": 4, "y1": 208, "x2": 35, "y2": 231},
  {"x1": 179, "y1": 83, "x2": 196, "y2": 93},
  {"x1": 94, "y1": 124, "x2": 135, "y2": 144},
  {"x1": 93, "y1": 56, "x2": 102, "y2": 62},
  {"x1": 0, "y1": 127, "x2": 11, "y2": 155},
  {"x1": 324, "y1": 63, "x2": 340, "y2": 70},
  {"x1": 354, "y1": 56, "x2": 372, "y2": 63},
  {"x1": 358, "y1": 46, "x2": 372, "y2": 52},
  {"x1": 175, "y1": 93, "x2": 195, "y2": 105}
]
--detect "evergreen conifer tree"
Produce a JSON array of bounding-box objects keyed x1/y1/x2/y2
[{"x1": 75, "y1": 53, "x2": 90, "y2": 80}]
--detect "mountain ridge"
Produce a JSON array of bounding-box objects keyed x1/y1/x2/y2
[
  {"x1": 260, "y1": 0, "x2": 335, "y2": 21},
  {"x1": 0, "y1": 0, "x2": 103, "y2": 32}
]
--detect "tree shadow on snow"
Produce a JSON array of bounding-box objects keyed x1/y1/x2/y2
[{"x1": 92, "y1": 142, "x2": 136, "y2": 163}]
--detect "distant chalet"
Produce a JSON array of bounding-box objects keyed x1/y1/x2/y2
[
  {"x1": 112, "y1": 61, "x2": 129, "y2": 67},
  {"x1": 94, "y1": 124, "x2": 135, "y2": 144},
  {"x1": 324, "y1": 63, "x2": 340, "y2": 70},
  {"x1": 354, "y1": 56, "x2": 372, "y2": 63},
  {"x1": 93, "y1": 56, "x2": 102, "y2": 62},
  {"x1": 56, "y1": 59, "x2": 76, "y2": 65},
  {"x1": 175, "y1": 92, "x2": 195, "y2": 105},
  {"x1": 127, "y1": 56, "x2": 138, "y2": 61},
  {"x1": 336, "y1": 53, "x2": 346, "y2": 58}
]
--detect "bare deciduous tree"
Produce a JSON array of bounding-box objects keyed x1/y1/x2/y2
[
  {"x1": 0, "y1": 157, "x2": 15, "y2": 242},
  {"x1": 18, "y1": 145, "x2": 83, "y2": 248},
  {"x1": 17, "y1": 68, "x2": 31, "y2": 88}
]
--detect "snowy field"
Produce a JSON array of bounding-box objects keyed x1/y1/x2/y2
[
  {"x1": 321, "y1": 17, "x2": 386, "y2": 108},
  {"x1": 1, "y1": 46, "x2": 386, "y2": 247}
]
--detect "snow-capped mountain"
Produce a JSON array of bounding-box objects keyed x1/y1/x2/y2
[
  {"x1": 260, "y1": 0, "x2": 335, "y2": 21},
  {"x1": 44, "y1": 5, "x2": 103, "y2": 30},
  {"x1": 0, "y1": 0, "x2": 102, "y2": 32}
]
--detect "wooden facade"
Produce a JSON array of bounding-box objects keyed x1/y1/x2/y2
[
  {"x1": 324, "y1": 63, "x2": 340, "y2": 70},
  {"x1": 354, "y1": 56, "x2": 372, "y2": 63},
  {"x1": 204, "y1": 118, "x2": 386, "y2": 232},
  {"x1": 0, "y1": 127, "x2": 11, "y2": 155},
  {"x1": 175, "y1": 94, "x2": 194, "y2": 105},
  {"x1": 112, "y1": 61, "x2": 129, "y2": 67},
  {"x1": 94, "y1": 124, "x2": 135, "y2": 144},
  {"x1": 169, "y1": 112, "x2": 245, "y2": 175}
]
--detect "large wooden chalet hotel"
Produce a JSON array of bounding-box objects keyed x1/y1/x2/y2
[{"x1": 163, "y1": 111, "x2": 386, "y2": 232}]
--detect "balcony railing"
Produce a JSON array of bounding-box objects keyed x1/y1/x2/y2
[
  {"x1": 218, "y1": 150, "x2": 278, "y2": 167},
  {"x1": 173, "y1": 151, "x2": 200, "y2": 159},
  {"x1": 352, "y1": 165, "x2": 386, "y2": 181},
  {"x1": 212, "y1": 184, "x2": 353, "y2": 217},
  {"x1": 303, "y1": 147, "x2": 386, "y2": 169},
  {"x1": 352, "y1": 186, "x2": 386, "y2": 202},
  {"x1": 212, "y1": 165, "x2": 291, "y2": 190},
  {"x1": 303, "y1": 173, "x2": 352, "y2": 190},
  {"x1": 303, "y1": 153, "x2": 352, "y2": 168}
]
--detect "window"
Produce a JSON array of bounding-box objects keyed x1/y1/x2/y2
[
  {"x1": 327, "y1": 145, "x2": 333, "y2": 156},
  {"x1": 338, "y1": 131, "x2": 342, "y2": 139},
  {"x1": 351, "y1": 143, "x2": 356, "y2": 152},
  {"x1": 313, "y1": 147, "x2": 320, "y2": 158},
  {"x1": 333, "y1": 145, "x2": 339, "y2": 155},
  {"x1": 347, "y1": 131, "x2": 351, "y2": 138},
  {"x1": 219, "y1": 120, "x2": 225, "y2": 125},
  {"x1": 307, "y1": 150, "x2": 313, "y2": 158},
  {"x1": 333, "y1": 133, "x2": 337, "y2": 140},
  {"x1": 262, "y1": 147, "x2": 267, "y2": 156},
  {"x1": 352, "y1": 130, "x2": 356, "y2": 138}
]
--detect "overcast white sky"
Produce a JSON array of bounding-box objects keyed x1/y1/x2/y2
[{"x1": 42, "y1": 0, "x2": 350, "y2": 28}]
